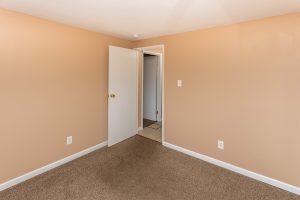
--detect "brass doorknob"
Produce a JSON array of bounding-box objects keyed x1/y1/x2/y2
[{"x1": 109, "y1": 94, "x2": 116, "y2": 98}]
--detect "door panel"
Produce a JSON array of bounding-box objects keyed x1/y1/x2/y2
[{"x1": 108, "y1": 46, "x2": 138, "y2": 147}]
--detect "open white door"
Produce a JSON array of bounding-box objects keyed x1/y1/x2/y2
[{"x1": 108, "y1": 46, "x2": 138, "y2": 147}]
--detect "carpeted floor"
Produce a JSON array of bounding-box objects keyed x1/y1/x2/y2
[{"x1": 0, "y1": 136, "x2": 299, "y2": 200}]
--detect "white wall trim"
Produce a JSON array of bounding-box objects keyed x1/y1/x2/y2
[
  {"x1": 162, "y1": 141, "x2": 300, "y2": 196},
  {"x1": 137, "y1": 45, "x2": 164, "y2": 51},
  {"x1": 0, "y1": 141, "x2": 108, "y2": 192}
]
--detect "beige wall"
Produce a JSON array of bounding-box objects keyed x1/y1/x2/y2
[
  {"x1": 133, "y1": 13, "x2": 300, "y2": 187},
  {"x1": 0, "y1": 8, "x2": 130, "y2": 184}
]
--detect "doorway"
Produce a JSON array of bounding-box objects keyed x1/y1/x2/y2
[
  {"x1": 108, "y1": 45, "x2": 164, "y2": 147},
  {"x1": 137, "y1": 47, "x2": 164, "y2": 143}
]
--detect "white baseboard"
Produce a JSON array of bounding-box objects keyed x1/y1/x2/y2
[
  {"x1": 162, "y1": 141, "x2": 300, "y2": 196},
  {"x1": 0, "y1": 141, "x2": 108, "y2": 192},
  {"x1": 138, "y1": 126, "x2": 143, "y2": 131}
]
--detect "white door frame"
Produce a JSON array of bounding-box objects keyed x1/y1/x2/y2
[{"x1": 135, "y1": 45, "x2": 165, "y2": 143}]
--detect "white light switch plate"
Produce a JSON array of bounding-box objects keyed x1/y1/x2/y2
[
  {"x1": 67, "y1": 136, "x2": 73, "y2": 145},
  {"x1": 177, "y1": 80, "x2": 182, "y2": 87}
]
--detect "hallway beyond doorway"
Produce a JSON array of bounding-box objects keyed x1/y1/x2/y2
[
  {"x1": 138, "y1": 121, "x2": 162, "y2": 143},
  {"x1": 143, "y1": 118, "x2": 156, "y2": 128}
]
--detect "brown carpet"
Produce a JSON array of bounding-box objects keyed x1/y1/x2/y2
[{"x1": 0, "y1": 136, "x2": 299, "y2": 200}]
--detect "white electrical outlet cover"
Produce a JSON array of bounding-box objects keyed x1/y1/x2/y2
[{"x1": 218, "y1": 140, "x2": 224, "y2": 150}]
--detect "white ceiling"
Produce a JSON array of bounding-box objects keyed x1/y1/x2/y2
[{"x1": 1, "y1": 0, "x2": 300, "y2": 40}]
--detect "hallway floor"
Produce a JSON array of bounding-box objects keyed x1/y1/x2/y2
[{"x1": 138, "y1": 122, "x2": 162, "y2": 143}]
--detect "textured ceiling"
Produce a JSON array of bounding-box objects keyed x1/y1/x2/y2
[{"x1": 1, "y1": 0, "x2": 300, "y2": 40}]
